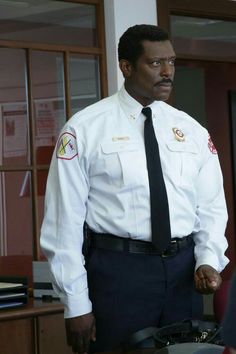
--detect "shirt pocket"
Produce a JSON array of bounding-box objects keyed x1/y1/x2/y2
[
  {"x1": 166, "y1": 141, "x2": 199, "y2": 186},
  {"x1": 101, "y1": 140, "x2": 147, "y2": 187}
]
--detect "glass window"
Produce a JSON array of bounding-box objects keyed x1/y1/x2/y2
[
  {"x1": 70, "y1": 54, "x2": 101, "y2": 114},
  {"x1": 0, "y1": 1, "x2": 97, "y2": 47},
  {"x1": 174, "y1": 64, "x2": 207, "y2": 127},
  {"x1": 0, "y1": 0, "x2": 106, "y2": 258},
  {"x1": 0, "y1": 48, "x2": 30, "y2": 167},
  {"x1": 37, "y1": 169, "x2": 49, "y2": 248},
  {"x1": 31, "y1": 50, "x2": 66, "y2": 245},
  {"x1": 0, "y1": 171, "x2": 33, "y2": 255},
  {"x1": 31, "y1": 50, "x2": 66, "y2": 163},
  {"x1": 171, "y1": 15, "x2": 236, "y2": 60}
]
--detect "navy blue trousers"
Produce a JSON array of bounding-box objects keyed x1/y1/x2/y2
[{"x1": 87, "y1": 239, "x2": 203, "y2": 353}]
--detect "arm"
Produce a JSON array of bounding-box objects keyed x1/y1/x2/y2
[
  {"x1": 65, "y1": 314, "x2": 96, "y2": 354},
  {"x1": 40, "y1": 128, "x2": 95, "y2": 353},
  {"x1": 193, "y1": 133, "x2": 229, "y2": 293}
]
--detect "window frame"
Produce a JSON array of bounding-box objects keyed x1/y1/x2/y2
[
  {"x1": 0, "y1": 0, "x2": 107, "y2": 259},
  {"x1": 157, "y1": 0, "x2": 236, "y2": 62}
]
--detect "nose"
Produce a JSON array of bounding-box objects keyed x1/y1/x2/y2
[{"x1": 160, "y1": 61, "x2": 173, "y2": 78}]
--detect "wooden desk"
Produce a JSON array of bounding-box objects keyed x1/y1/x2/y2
[
  {"x1": 0, "y1": 299, "x2": 157, "y2": 354},
  {"x1": 0, "y1": 298, "x2": 73, "y2": 354}
]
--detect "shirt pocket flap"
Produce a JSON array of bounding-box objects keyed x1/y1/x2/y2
[
  {"x1": 166, "y1": 141, "x2": 198, "y2": 154},
  {"x1": 101, "y1": 141, "x2": 140, "y2": 154}
]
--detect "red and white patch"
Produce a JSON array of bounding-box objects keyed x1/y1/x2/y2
[
  {"x1": 56, "y1": 132, "x2": 78, "y2": 160},
  {"x1": 208, "y1": 135, "x2": 217, "y2": 154}
]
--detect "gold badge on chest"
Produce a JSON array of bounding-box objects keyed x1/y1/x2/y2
[{"x1": 172, "y1": 127, "x2": 185, "y2": 142}]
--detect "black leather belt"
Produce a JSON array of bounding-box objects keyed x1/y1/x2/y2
[{"x1": 88, "y1": 230, "x2": 192, "y2": 257}]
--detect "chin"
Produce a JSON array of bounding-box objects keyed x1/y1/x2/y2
[
  {"x1": 153, "y1": 90, "x2": 171, "y2": 102},
  {"x1": 155, "y1": 94, "x2": 170, "y2": 102}
]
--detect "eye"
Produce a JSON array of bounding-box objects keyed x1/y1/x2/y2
[
  {"x1": 151, "y1": 60, "x2": 161, "y2": 67},
  {"x1": 168, "y1": 58, "x2": 176, "y2": 66}
]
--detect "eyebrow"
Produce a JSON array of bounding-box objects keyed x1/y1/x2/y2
[{"x1": 149, "y1": 55, "x2": 177, "y2": 61}]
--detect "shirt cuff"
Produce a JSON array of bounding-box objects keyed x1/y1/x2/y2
[
  {"x1": 195, "y1": 252, "x2": 229, "y2": 273},
  {"x1": 61, "y1": 288, "x2": 92, "y2": 318}
]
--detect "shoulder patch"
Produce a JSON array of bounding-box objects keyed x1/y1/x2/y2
[
  {"x1": 208, "y1": 135, "x2": 217, "y2": 154},
  {"x1": 56, "y1": 132, "x2": 78, "y2": 160}
]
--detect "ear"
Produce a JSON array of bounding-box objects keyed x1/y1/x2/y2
[{"x1": 119, "y1": 59, "x2": 133, "y2": 78}]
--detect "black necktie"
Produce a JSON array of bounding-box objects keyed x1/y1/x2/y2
[{"x1": 142, "y1": 107, "x2": 171, "y2": 251}]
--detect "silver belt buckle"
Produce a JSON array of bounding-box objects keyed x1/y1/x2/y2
[{"x1": 161, "y1": 239, "x2": 177, "y2": 257}]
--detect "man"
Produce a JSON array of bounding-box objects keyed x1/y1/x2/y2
[{"x1": 40, "y1": 24, "x2": 229, "y2": 354}]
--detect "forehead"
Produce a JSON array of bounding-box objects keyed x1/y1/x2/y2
[{"x1": 141, "y1": 40, "x2": 176, "y2": 59}]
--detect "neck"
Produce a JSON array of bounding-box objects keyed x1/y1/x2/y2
[{"x1": 124, "y1": 82, "x2": 154, "y2": 107}]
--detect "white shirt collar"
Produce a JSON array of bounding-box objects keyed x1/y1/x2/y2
[
  {"x1": 118, "y1": 84, "x2": 160, "y2": 121},
  {"x1": 118, "y1": 85, "x2": 144, "y2": 121}
]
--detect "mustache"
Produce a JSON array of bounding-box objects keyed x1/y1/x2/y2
[{"x1": 156, "y1": 78, "x2": 173, "y2": 86}]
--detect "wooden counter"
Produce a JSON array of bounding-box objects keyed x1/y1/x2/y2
[
  {"x1": 0, "y1": 299, "x2": 157, "y2": 354},
  {"x1": 0, "y1": 298, "x2": 63, "y2": 320},
  {"x1": 0, "y1": 298, "x2": 73, "y2": 354}
]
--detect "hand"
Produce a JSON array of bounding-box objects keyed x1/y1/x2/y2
[
  {"x1": 230, "y1": 348, "x2": 236, "y2": 354},
  {"x1": 194, "y1": 265, "x2": 222, "y2": 294},
  {"x1": 65, "y1": 312, "x2": 96, "y2": 354}
]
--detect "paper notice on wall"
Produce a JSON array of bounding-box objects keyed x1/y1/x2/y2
[
  {"x1": 35, "y1": 100, "x2": 66, "y2": 147},
  {"x1": 35, "y1": 101, "x2": 56, "y2": 147},
  {"x1": 2, "y1": 103, "x2": 27, "y2": 158}
]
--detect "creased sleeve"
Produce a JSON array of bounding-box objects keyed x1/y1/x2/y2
[
  {"x1": 40, "y1": 125, "x2": 91, "y2": 318},
  {"x1": 193, "y1": 131, "x2": 229, "y2": 272}
]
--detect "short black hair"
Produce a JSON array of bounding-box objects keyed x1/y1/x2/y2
[{"x1": 118, "y1": 24, "x2": 170, "y2": 65}]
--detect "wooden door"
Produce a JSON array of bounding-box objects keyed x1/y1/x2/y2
[
  {"x1": 38, "y1": 313, "x2": 73, "y2": 354},
  {"x1": 0, "y1": 318, "x2": 35, "y2": 354}
]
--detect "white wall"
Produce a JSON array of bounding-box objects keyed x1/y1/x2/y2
[{"x1": 104, "y1": 0, "x2": 157, "y2": 95}]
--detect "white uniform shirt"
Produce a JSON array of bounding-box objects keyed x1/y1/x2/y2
[{"x1": 40, "y1": 85, "x2": 229, "y2": 318}]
